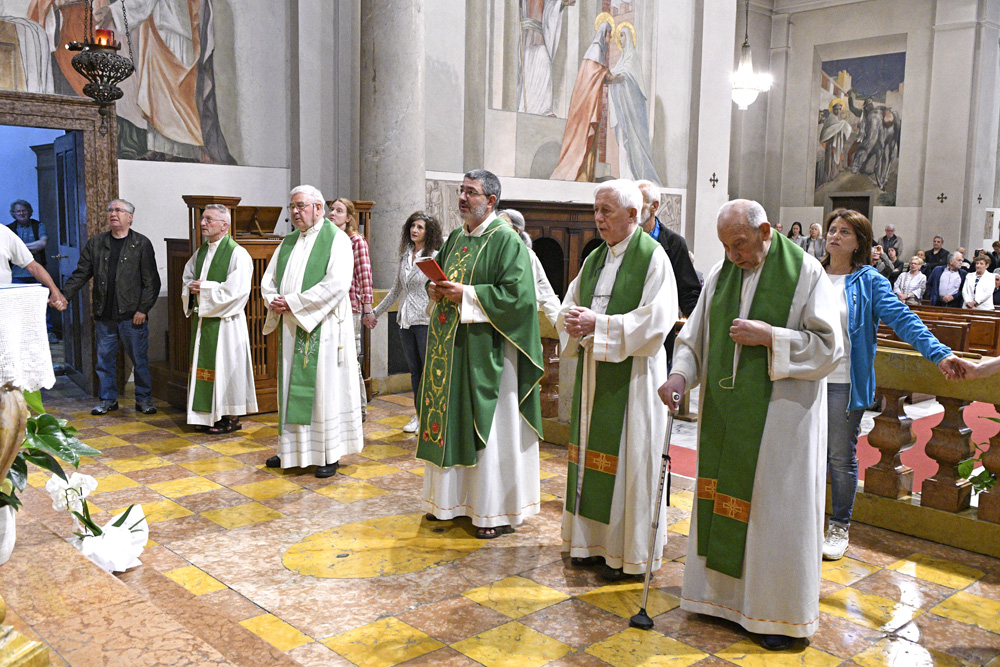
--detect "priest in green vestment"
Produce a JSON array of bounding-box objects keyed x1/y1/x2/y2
[
  {"x1": 558, "y1": 179, "x2": 677, "y2": 582},
  {"x1": 660, "y1": 199, "x2": 843, "y2": 650},
  {"x1": 261, "y1": 185, "x2": 363, "y2": 479},
  {"x1": 182, "y1": 204, "x2": 257, "y2": 434},
  {"x1": 417, "y1": 169, "x2": 544, "y2": 539}
]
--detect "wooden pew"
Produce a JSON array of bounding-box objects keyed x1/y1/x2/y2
[{"x1": 910, "y1": 305, "x2": 1000, "y2": 356}]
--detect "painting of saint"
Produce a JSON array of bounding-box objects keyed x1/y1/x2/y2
[
  {"x1": 0, "y1": 11, "x2": 53, "y2": 93},
  {"x1": 517, "y1": 0, "x2": 575, "y2": 116},
  {"x1": 816, "y1": 99, "x2": 851, "y2": 187},
  {"x1": 608, "y1": 20, "x2": 660, "y2": 183}
]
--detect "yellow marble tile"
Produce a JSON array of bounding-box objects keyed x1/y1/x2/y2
[
  {"x1": 138, "y1": 438, "x2": 197, "y2": 455},
  {"x1": 668, "y1": 518, "x2": 690, "y2": 536},
  {"x1": 887, "y1": 553, "x2": 985, "y2": 589},
  {"x1": 323, "y1": 617, "x2": 443, "y2": 667},
  {"x1": 930, "y1": 591, "x2": 1000, "y2": 634},
  {"x1": 408, "y1": 467, "x2": 426, "y2": 477},
  {"x1": 540, "y1": 492, "x2": 558, "y2": 502},
  {"x1": 375, "y1": 415, "x2": 411, "y2": 428},
  {"x1": 163, "y1": 565, "x2": 228, "y2": 596},
  {"x1": 242, "y1": 425, "x2": 279, "y2": 438},
  {"x1": 452, "y1": 621, "x2": 571, "y2": 667},
  {"x1": 205, "y1": 440, "x2": 269, "y2": 456},
  {"x1": 668, "y1": 490, "x2": 694, "y2": 512},
  {"x1": 578, "y1": 581, "x2": 679, "y2": 619},
  {"x1": 586, "y1": 628, "x2": 707, "y2": 667},
  {"x1": 26, "y1": 472, "x2": 49, "y2": 488},
  {"x1": 365, "y1": 429, "x2": 402, "y2": 441},
  {"x1": 380, "y1": 431, "x2": 415, "y2": 443},
  {"x1": 105, "y1": 454, "x2": 170, "y2": 474},
  {"x1": 539, "y1": 469, "x2": 557, "y2": 480},
  {"x1": 78, "y1": 456, "x2": 98, "y2": 465},
  {"x1": 100, "y1": 422, "x2": 159, "y2": 436},
  {"x1": 93, "y1": 474, "x2": 140, "y2": 495},
  {"x1": 108, "y1": 499, "x2": 192, "y2": 524},
  {"x1": 179, "y1": 456, "x2": 245, "y2": 475},
  {"x1": 360, "y1": 444, "x2": 410, "y2": 460},
  {"x1": 81, "y1": 435, "x2": 132, "y2": 449},
  {"x1": 715, "y1": 639, "x2": 841, "y2": 667},
  {"x1": 338, "y1": 461, "x2": 403, "y2": 480},
  {"x1": 240, "y1": 613, "x2": 312, "y2": 652},
  {"x1": 819, "y1": 587, "x2": 922, "y2": 632},
  {"x1": 538, "y1": 450, "x2": 555, "y2": 460},
  {"x1": 462, "y1": 576, "x2": 569, "y2": 619},
  {"x1": 231, "y1": 478, "x2": 303, "y2": 501},
  {"x1": 201, "y1": 501, "x2": 283, "y2": 529},
  {"x1": 257, "y1": 464, "x2": 304, "y2": 478},
  {"x1": 853, "y1": 637, "x2": 976, "y2": 667},
  {"x1": 284, "y1": 512, "x2": 483, "y2": 579},
  {"x1": 316, "y1": 481, "x2": 390, "y2": 503},
  {"x1": 149, "y1": 476, "x2": 223, "y2": 498},
  {"x1": 822, "y1": 556, "x2": 882, "y2": 586}
]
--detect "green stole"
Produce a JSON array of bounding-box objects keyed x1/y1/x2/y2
[
  {"x1": 566, "y1": 228, "x2": 658, "y2": 524},
  {"x1": 189, "y1": 234, "x2": 238, "y2": 413},
  {"x1": 415, "y1": 218, "x2": 544, "y2": 468},
  {"x1": 697, "y1": 232, "x2": 803, "y2": 578},
  {"x1": 273, "y1": 220, "x2": 337, "y2": 428}
]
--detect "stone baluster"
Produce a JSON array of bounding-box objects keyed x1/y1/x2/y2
[
  {"x1": 864, "y1": 388, "x2": 915, "y2": 498},
  {"x1": 921, "y1": 397, "x2": 974, "y2": 512},
  {"x1": 976, "y1": 406, "x2": 1000, "y2": 523},
  {"x1": 539, "y1": 337, "x2": 559, "y2": 419}
]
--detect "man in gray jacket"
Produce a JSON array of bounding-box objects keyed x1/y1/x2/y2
[{"x1": 62, "y1": 199, "x2": 161, "y2": 415}]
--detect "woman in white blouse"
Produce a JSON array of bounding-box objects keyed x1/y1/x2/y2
[
  {"x1": 962, "y1": 255, "x2": 995, "y2": 310},
  {"x1": 372, "y1": 212, "x2": 443, "y2": 433},
  {"x1": 801, "y1": 222, "x2": 826, "y2": 259},
  {"x1": 893, "y1": 256, "x2": 927, "y2": 305}
]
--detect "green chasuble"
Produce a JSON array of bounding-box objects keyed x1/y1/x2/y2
[
  {"x1": 416, "y1": 217, "x2": 544, "y2": 468},
  {"x1": 566, "y1": 228, "x2": 658, "y2": 524},
  {"x1": 272, "y1": 220, "x2": 338, "y2": 428},
  {"x1": 189, "y1": 235, "x2": 238, "y2": 413},
  {"x1": 697, "y1": 232, "x2": 803, "y2": 578}
]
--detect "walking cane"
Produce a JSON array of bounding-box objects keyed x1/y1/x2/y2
[{"x1": 629, "y1": 391, "x2": 679, "y2": 631}]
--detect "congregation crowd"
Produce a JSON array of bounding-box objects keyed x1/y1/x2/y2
[{"x1": 5, "y1": 170, "x2": 1000, "y2": 653}]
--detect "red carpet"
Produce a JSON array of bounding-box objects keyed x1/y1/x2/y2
[{"x1": 669, "y1": 401, "x2": 999, "y2": 491}]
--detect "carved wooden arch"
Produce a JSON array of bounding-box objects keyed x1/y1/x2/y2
[{"x1": 0, "y1": 91, "x2": 118, "y2": 239}]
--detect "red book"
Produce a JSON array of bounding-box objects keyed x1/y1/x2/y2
[{"x1": 416, "y1": 257, "x2": 448, "y2": 283}]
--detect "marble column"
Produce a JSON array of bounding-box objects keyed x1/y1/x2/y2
[{"x1": 359, "y1": 0, "x2": 426, "y2": 287}]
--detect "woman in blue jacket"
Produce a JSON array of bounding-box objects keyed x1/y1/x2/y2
[{"x1": 821, "y1": 209, "x2": 970, "y2": 561}]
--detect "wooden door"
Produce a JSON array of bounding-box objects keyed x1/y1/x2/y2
[{"x1": 54, "y1": 130, "x2": 93, "y2": 393}]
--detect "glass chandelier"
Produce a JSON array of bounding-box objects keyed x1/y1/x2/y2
[{"x1": 731, "y1": 0, "x2": 772, "y2": 111}]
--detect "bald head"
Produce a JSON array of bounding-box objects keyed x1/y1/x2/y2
[{"x1": 717, "y1": 199, "x2": 772, "y2": 270}]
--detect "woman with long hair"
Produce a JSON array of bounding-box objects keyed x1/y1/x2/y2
[
  {"x1": 372, "y1": 212, "x2": 443, "y2": 433},
  {"x1": 329, "y1": 198, "x2": 375, "y2": 420},
  {"x1": 820, "y1": 208, "x2": 969, "y2": 561},
  {"x1": 786, "y1": 221, "x2": 805, "y2": 246}
]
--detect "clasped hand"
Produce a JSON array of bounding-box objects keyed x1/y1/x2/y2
[
  {"x1": 269, "y1": 295, "x2": 291, "y2": 314},
  {"x1": 428, "y1": 280, "x2": 464, "y2": 304},
  {"x1": 564, "y1": 306, "x2": 596, "y2": 338},
  {"x1": 729, "y1": 318, "x2": 772, "y2": 347}
]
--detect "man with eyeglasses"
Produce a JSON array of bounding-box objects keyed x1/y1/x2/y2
[
  {"x1": 62, "y1": 199, "x2": 161, "y2": 415},
  {"x1": 181, "y1": 204, "x2": 258, "y2": 434},
  {"x1": 658, "y1": 199, "x2": 842, "y2": 651},
  {"x1": 260, "y1": 185, "x2": 363, "y2": 478},
  {"x1": 416, "y1": 169, "x2": 544, "y2": 539}
]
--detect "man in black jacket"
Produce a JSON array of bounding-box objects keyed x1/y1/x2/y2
[
  {"x1": 62, "y1": 199, "x2": 161, "y2": 415},
  {"x1": 636, "y1": 181, "x2": 702, "y2": 366}
]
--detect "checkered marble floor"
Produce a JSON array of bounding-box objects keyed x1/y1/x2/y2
[{"x1": 2, "y1": 378, "x2": 1000, "y2": 666}]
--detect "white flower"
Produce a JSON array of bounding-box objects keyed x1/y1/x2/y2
[
  {"x1": 69, "y1": 505, "x2": 147, "y2": 573},
  {"x1": 45, "y1": 473, "x2": 98, "y2": 514}
]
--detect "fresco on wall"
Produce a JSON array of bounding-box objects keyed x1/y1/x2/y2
[
  {"x1": 488, "y1": 0, "x2": 661, "y2": 185},
  {"x1": 1, "y1": 0, "x2": 234, "y2": 164},
  {"x1": 815, "y1": 51, "x2": 904, "y2": 207}
]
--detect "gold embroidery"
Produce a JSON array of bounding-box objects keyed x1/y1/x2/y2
[
  {"x1": 713, "y1": 493, "x2": 751, "y2": 523},
  {"x1": 697, "y1": 477, "x2": 717, "y2": 501},
  {"x1": 568, "y1": 446, "x2": 579, "y2": 465},
  {"x1": 195, "y1": 368, "x2": 215, "y2": 382}
]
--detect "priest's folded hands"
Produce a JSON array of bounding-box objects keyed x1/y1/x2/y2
[{"x1": 728, "y1": 317, "x2": 772, "y2": 347}]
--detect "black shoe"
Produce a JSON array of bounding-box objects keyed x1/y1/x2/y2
[
  {"x1": 265, "y1": 455, "x2": 281, "y2": 468},
  {"x1": 91, "y1": 400, "x2": 119, "y2": 415},
  {"x1": 761, "y1": 635, "x2": 794, "y2": 651},
  {"x1": 135, "y1": 401, "x2": 157, "y2": 415},
  {"x1": 571, "y1": 556, "x2": 604, "y2": 567},
  {"x1": 315, "y1": 462, "x2": 339, "y2": 478},
  {"x1": 600, "y1": 565, "x2": 638, "y2": 582}
]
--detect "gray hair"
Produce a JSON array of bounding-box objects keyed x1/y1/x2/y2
[
  {"x1": 717, "y1": 199, "x2": 768, "y2": 230},
  {"x1": 10, "y1": 199, "x2": 32, "y2": 215},
  {"x1": 108, "y1": 198, "x2": 135, "y2": 215},
  {"x1": 464, "y1": 169, "x2": 501, "y2": 201},
  {"x1": 950, "y1": 251, "x2": 964, "y2": 262},
  {"x1": 290, "y1": 185, "x2": 325, "y2": 207},
  {"x1": 204, "y1": 203, "x2": 231, "y2": 226},
  {"x1": 634, "y1": 179, "x2": 659, "y2": 206},
  {"x1": 499, "y1": 209, "x2": 532, "y2": 248},
  {"x1": 595, "y1": 179, "x2": 643, "y2": 215},
  {"x1": 885, "y1": 225, "x2": 895, "y2": 232}
]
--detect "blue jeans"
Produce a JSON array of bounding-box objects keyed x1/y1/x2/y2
[
  {"x1": 400, "y1": 325, "x2": 428, "y2": 403},
  {"x1": 827, "y1": 383, "x2": 865, "y2": 529},
  {"x1": 95, "y1": 319, "x2": 152, "y2": 402}
]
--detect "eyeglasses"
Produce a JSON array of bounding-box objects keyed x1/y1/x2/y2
[
  {"x1": 107, "y1": 207, "x2": 132, "y2": 214},
  {"x1": 457, "y1": 187, "x2": 487, "y2": 198},
  {"x1": 201, "y1": 217, "x2": 226, "y2": 224},
  {"x1": 289, "y1": 202, "x2": 319, "y2": 211}
]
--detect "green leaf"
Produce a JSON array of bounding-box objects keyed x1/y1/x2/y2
[
  {"x1": 958, "y1": 459, "x2": 975, "y2": 479},
  {"x1": 23, "y1": 432, "x2": 81, "y2": 468},
  {"x1": 23, "y1": 390, "x2": 43, "y2": 415},
  {"x1": 71, "y1": 510, "x2": 102, "y2": 536},
  {"x1": 22, "y1": 450, "x2": 66, "y2": 481},
  {"x1": 33, "y1": 414, "x2": 63, "y2": 436},
  {"x1": 111, "y1": 504, "x2": 135, "y2": 528},
  {"x1": 8, "y1": 456, "x2": 27, "y2": 491},
  {"x1": 0, "y1": 490, "x2": 22, "y2": 510}
]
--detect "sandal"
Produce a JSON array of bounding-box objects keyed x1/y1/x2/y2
[
  {"x1": 476, "y1": 525, "x2": 514, "y2": 540},
  {"x1": 207, "y1": 416, "x2": 242, "y2": 435}
]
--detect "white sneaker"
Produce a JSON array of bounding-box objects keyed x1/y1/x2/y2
[
  {"x1": 823, "y1": 525, "x2": 849, "y2": 560},
  {"x1": 403, "y1": 415, "x2": 419, "y2": 433}
]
